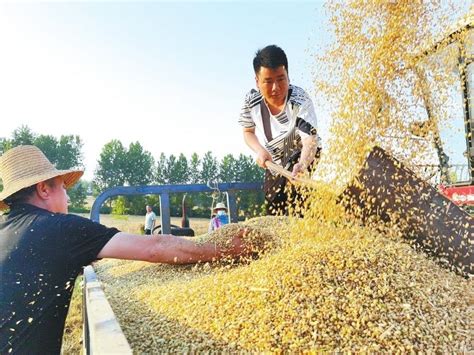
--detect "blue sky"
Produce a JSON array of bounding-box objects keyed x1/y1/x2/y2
[
  {"x1": 0, "y1": 1, "x2": 330, "y2": 180},
  {"x1": 0, "y1": 1, "x2": 471, "y2": 181}
]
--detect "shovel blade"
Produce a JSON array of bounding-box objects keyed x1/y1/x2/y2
[{"x1": 339, "y1": 146, "x2": 473, "y2": 276}]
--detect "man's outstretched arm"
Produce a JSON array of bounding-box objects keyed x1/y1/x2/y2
[{"x1": 97, "y1": 230, "x2": 247, "y2": 264}]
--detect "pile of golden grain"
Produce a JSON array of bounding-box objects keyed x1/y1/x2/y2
[{"x1": 95, "y1": 216, "x2": 472, "y2": 352}]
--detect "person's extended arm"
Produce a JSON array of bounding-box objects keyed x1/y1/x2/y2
[
  {"x1": 97, "y1": 230, "x2": 247, "y2": 264},
  {"x1": 243, "y1": 127, "x2": 272, "y2": 168},
  {"x1": 292, "y1": 135, "x2": 318, "y2": 177}
]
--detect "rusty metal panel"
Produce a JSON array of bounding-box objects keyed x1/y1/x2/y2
[{"x1": 339, "y1": 146, "x2": 473, "y2": 276}]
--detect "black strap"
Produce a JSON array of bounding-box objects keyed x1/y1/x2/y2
[
  {"x1": 260, "y1": 88, "x2": 292, "y2": 143},
  {"x1": 260, "y1": 100, "x2": 273, "y2": 142}
]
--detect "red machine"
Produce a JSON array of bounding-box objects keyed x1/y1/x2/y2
[
  {"x1": 439, "y1": 184, "x2": 474, "y2": 207},
  {"x1": 414, "y1": 21, "x2": 473, "y2": 212}
]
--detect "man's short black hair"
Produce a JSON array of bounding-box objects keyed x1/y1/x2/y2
[
  {"x1": 253, "y1": 45, "x2": 288, "y2": 75},
  {"x1": 4, "y1": 185, "x2": 37, "y2": 207},
  {"x1": 3, "y1": 178, "x2": 56, "y2": 207}
]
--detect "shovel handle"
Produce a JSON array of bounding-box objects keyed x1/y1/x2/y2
[
  {"x1": 264, "y1": 161, "x2": 316, "y2": 186},
  {"x1": 264, "y1": 161, "x2": 294, "y2": 180}
]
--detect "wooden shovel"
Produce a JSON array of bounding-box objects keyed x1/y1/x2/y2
[{"x1": 264, "y1": 161, "x2": 317, "y2": 187}]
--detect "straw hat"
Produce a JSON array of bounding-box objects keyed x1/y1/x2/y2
[
  {"x1": 213, "y1": 202, "x2": 227, "y2": 212},
  {"x1": 0, "y1": 145, "x2": 84, "y2": 210}
]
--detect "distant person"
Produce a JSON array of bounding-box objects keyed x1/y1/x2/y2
[
  {"x1": 144, "y1": 204, "x2": 156, "y2": 235},
  {"x1": 238, "y1": 44, "x2": 322, "y2": 215},
  {"x1": 0, "y1": 145, "x2": 249, "y2": 354},
  {"x1": 208, "y1": 202, "x2": 229, "y2": 232}
]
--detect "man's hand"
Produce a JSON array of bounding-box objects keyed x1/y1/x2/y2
[
  {"x1": 256, "y1": 149, "x2": 272, "y2": 168},
  {"x1": 243, "y1": 128, "x2": 272, "y2": 169},
  {"x1": 292, "y1": 135, "x2": 318, "y2": 177},
  {"x1": 291, "y1": 162, "x2": 306, "y2": 177},
  {"x1": 223, "y1": 228, "x2": 250, "y2": 257}
]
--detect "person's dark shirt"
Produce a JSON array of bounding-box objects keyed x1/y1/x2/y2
[{"x1": 0, "y1": 203, "x2": 119, "y2": 354}]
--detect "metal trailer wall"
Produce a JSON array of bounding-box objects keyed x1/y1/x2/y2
[{"x1": 82, "y1": 266, "x2": 132, "y2": 354}]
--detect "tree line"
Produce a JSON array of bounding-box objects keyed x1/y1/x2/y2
[
  {"x1": 0, "y1": 125, "x2": 89, "y2": 211},
  {"x1": 1, "y1": 125, "x2": 265, "y2": 217}
]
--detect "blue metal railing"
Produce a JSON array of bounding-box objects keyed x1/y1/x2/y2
[{"x1": 90, "y1": 182, "x2": 262, "y2": 234}]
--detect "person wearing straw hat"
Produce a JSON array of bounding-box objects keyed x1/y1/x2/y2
[
  {"x1": 0, "y1": 145, "x2": 249, "y2": 354},
  {"x1": 238, "y1": 44, "x2": 322, "y2": 215},
  {"x1": 208, "y1": 202, "x2": 229, "y2": 232}
]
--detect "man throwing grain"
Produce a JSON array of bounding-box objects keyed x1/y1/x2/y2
[
  {"x1": 0, "y1": 145, "x2": 248, "y2": 354},
  {"x1": 239, "y1": 44, "x2": 322, "y2": 215}
]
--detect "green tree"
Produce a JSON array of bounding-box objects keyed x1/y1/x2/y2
[
  {"x1": 113, "y1": 195, "x2": 147, "y2": 216},
  {"x1": 3, "y1": 127, "x2": 85, "y2": 209},
  {"x1": 188, "y1": 153, "x2": 201, "y2": 183},
  {"x1": 235, "y1": 154, "x2": 265, "y2": 218},
  {"x1": 112, "y1": 196, "x2": 127, "y2": 215},
  {"x1": 125, "y1": 142, "x2": 154, "y2": 186},
  {"x1": 235, "y1": 154, "x2": 263, "y2": 182},
  {"x1": 34, "y1": 134, "x2": 83, "y2": 170},
  {"x1": 164, "y1": 154, "x2": 177, "y2": 184},
  {"x1": 123, "y1": 142, "x2": 154, "y2": 215},
  {"x1": 0, "y1": 138, "x2": 12, "y2": 155},
  {"x1": 12, "y1": 125, "x2": 36, "y2": 146},
  {"x1": 68, "y1": 181, "x2": 88, "y2": 211},
  {"x1": 219, "y1": 154, "x2": 238, "y2": 182},
  {"x1": 172, "y1": 153, "x2": 189, "y2": 184},
  {"x1": 155, "y1": 153, "x2": 167, "y2": 184},
  {"x1": 163, "y1": 154, "x2": 188, "y2": 215},
  {"x1": 128, "y1": 196, "x2": 148, "y2": 216},
  {"x1": 81, "y1": 180, "x2": 93, "y2": 195},
  {"x1": 35, "y1": 135, "x2": 59, "y2": 165},
  {"x1": 94, "y1": 141, "x2": 154, "y2": 215},
  {"x1": 186, "y1": 153, "x2": 204, "y2": 214},
  {"x1": 201, "y1": 151, "x2": 218, "y2": 183},
  {"x1": 191, "y1": 152, "x2": 217, "y2": 218},
  {"x1": 56, "y1": 135, "x2": 83, "y2": 169},
  {"x1": 173, "y1": 154, "x2": 189, "y2": 215},
  {"x1": 94, "y1": 140, "x2": 127, "y2": 193}
]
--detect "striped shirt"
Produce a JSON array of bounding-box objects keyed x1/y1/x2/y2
[{"x1": 239, "y1": 84, "x2": 321, "y2": 166}]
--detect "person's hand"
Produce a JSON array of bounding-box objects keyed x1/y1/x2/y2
[
  {"x1": 291, "y1": 162, "x2": 306, "y2": 178},
  {"x1": 224, "y1": 228, "x2": 250, "y2": 257},
  {"x1": 256, "y1": 150, "x2": 272, "y2": 168}
]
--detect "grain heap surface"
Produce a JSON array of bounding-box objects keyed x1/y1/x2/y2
[
  {"x1": 95, "y1": 216, "x2": 472, "y2": 352},
  {"x1": 194, "y1": 216, "x2": 289, "y2": 258}
]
